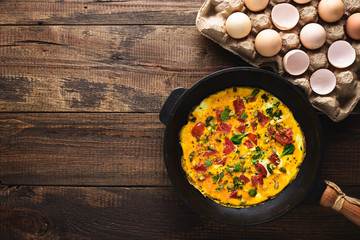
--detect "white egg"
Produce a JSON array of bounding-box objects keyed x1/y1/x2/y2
[
  {"x1": 318, "y1": 0, "x2": 344, "y2": 23},
  {"x1": 283, "y1": 50, "x2": 309, "y2": 76},
  {"x1": 255, "y1": 29, "x2": 282, "y2": 57},
  {"x1": 293, "y1": 0, "x2": 312, "y2": 3},
  {"x1": 271, "y1": 3, "x2": 299, "y2": 30},
  {"x1": 327, "y1": 40, "x2": 356, "y2": 68},
  {"x1": 310, "y1": 69, "x2": 336, "y2": 95},
  {"x1": 225, "y1": 12, "x2": 252, "y2": 39},
  {"x1": 245, "y1": 0, "x2": 269, "y2": 12},
  {"x1": 300, "y1": 23, "x2": 326, "y2": 50}
]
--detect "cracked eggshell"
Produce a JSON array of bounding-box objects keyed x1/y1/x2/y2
[
  {"x1": 310, "y1": 69, "x2": 337, "y2": 95},
  {"x1": 293, "y1": 0, "x2": 312, "y2": 3},
  {"x1": 328, "y1": 40, "x2": 356, "y2": 68},
  {"x1": 283, "y1": 50, "x2": 309, "y2": 76},
  {"x1": 271, "y1": 3, "x2": 299, "y2": 30}
]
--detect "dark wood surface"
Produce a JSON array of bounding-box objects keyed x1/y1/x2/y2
[{"x1": 0, "y1": 0, "x2": 359, "y2": 239}]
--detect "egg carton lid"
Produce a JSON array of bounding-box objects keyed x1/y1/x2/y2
[{"x1": 196, "y1": 0, "x2": 360, "y2": 122}]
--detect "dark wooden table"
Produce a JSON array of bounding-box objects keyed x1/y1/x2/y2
[{"x1": 0, "y1": 0, "x2": 359, "y2": 239}]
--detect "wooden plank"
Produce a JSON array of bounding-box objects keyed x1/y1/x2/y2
[
  {"x1": 0, "y1": 0, "x2": 202, "y2": 25},
  {"x1": 0, "y1": 25, "x2": 244, "y2": 112},
  {"x1": 0, "y1": 186, "x2": 359, "y2": 239},
  {"x1": 0, "y1": 113, "x2": 359, "y2": 186}
]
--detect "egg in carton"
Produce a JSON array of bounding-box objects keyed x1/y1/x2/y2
[{"x1": 196, "y1": 0, "x2": 360, "y2": 122}]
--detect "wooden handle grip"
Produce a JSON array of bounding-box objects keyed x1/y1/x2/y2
[{"x1": 319, "y1": 186, "x2": 360, "y2": 227}]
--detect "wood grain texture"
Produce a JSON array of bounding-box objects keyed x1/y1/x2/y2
[
  {"x1": 0, "y1": 186, "x2": 359, "y2": 240},
  {"x1": 0, "y1": 113, "x2": 359, "y2": 186},
  {"x1": 0, "y1": 0, "x2": 202, "y2": 25},
  {"x1": 0, "y1": 25, "x2": 244, "y2": 112}
]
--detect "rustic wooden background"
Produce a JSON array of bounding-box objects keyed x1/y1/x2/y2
[{"x1": 0, "y1": 0, "x2": 359, "y2": 239}]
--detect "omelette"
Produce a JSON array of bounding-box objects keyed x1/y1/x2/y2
[{"x1": 180, "y1": 87, "x2": 305, "y2": 207}]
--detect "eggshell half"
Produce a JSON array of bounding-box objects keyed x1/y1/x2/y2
[
  {"x1": 328, "y1": 40, "x2": 356, "y2": 68},
  {"x1": 293, "y1": 0, "x2": 312, "y2": 4},
  {"x1": 255, "y1": 29, "x2": 282, "y2": 57},
  {"x1": 310, "y1": 69, "x2": 336, "y2": 95},
  {"x1": 271, "y1": 3, "x2": 299, "y2": 30},
  {"x1": 225, "y1": 12, "x2": 252, "y2": 39},
  {"x1": 283, "y1": 50, "x2": 310, "y2": 76},
  {"x1": 245, "y1": 0, "x2": 269, "y2": 12},
  {"x1": 300, "y1": 23, "x2": 326, "y2": 50},
  {"x1": 346, "y1": 13, "x2": 360, "y2": 40}
]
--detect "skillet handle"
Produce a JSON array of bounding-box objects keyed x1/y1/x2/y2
[
  {"x1": 159, "y1": 87, "x2": 186, "y2": 126},
  {"x1": 318, "y1": 181, "x2": 360, "y2": 227}
]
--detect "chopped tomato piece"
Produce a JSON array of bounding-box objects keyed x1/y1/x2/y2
[
  {"x1": 223, "y1": 137, "x2": 236, "y2": 155},
  {"x1": 229, "y1": 190, "x2": 238, "y2": 199},
  {"x1": 268, "y1": 126, "x2": 275, "y2": 135},
  {"x1": 247, "y1": 133, "x2": 258, "y2": 145},
  {"x1": 275, "y1": 127, "x2": 293, "y2": 145},
  {"x1": 239, "y1": 174, "x2": 250, "y2": 184},
  {"x1": 216, "y1": 109, "x2": 223, "y2": 122},
  {"x1": 191, "y1": 122, "x2": 205, "y2": 140},
  {"x1": 251, "y1": 120, "x2": 257, "y2": 132},
  {"x1": 257, "y1": 111, "x2": 270, "y2": 127},
  {"x1": 244, "y1": 139, "x2": 254, "y2": 149},
  {"x1": 255, "y1": 163, "x2": 267, "y2": 177},
  {"x1": 203, "y1": 150, "x2": 218, "y2": 157},
  {"x1": 268, "y1": 153, "x2": 280, "y2": 166},
  {"x1": 251, "y1": 175, "x2": 263, "y2": 187},
  {"x1": 233, "y1": 98, "x2": 245, "y2": 114},
  {"x1": 216, "y1": 122, "x2": 232, "y2": 133},
  {"x1": 194, "y1": 163, "x2": 207, "y2": 173},
  {"x1": 214, "y1": 157, "x2": 227, "y2": 165},
  {"x1": 237, "y1": 115, "x2": 246, "y2": 123},
  {"x1": 236, "y1": 124, "x2": 246, "y2": 134},
  {"x1": 248, "y1": 96, "x2": 257, "y2": 102}
]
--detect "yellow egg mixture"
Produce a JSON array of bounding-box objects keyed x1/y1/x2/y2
[{"x1": 180, "y1": 87, "x2": 305, "y2": 207}]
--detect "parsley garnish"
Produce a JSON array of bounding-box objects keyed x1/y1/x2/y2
[
  {"x1": 261, "y1": 94, "x2": 268, "y2": 102},
  {"x1": 220, "y1": 106, "x2": 231, "y2": 122},
  {"x1": 231, "y1": 132, "x2": 248, "y2": 145},
  {"x1": 204, "y1": 159, "x2": 212, "y2": 167},
  {"x1": 280, "y1": 143, "x2": 295, "y2": 157},
  {"x1": 250, "y1": 89, "x2": 260, "y2": 98}
]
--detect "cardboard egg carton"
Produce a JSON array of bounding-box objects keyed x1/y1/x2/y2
[{"x1": 196, "y1": 0, "x2": 360, "y2": 122}]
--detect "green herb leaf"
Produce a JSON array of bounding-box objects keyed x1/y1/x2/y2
[
  {"x1": 280, "y1": 143, "x2": 295, "y2": 157},
  {"x1": 252, "y1": 146, "x2": 265, "y2": 160},
  {"x1": 243, "y1": 97, "x2": 249, "y2": 103},
  {"x1": 261, "y1": 94, "x2": 268, "y2": 102},
  {"x1": 241, "y1": 112, "x2": 248, "y2": 120},
  {"x1": 250, "y1": 89, "x2": 260, "y2": 98},
  {"x1": 218, "y1": 172, "x2": 224, "y2": 180},
  {"x1": 189, "y1": 117, "x2": 196, "y2": 122},
  {"x1": 220, "y1": 107, "x2": 231, "y2": 122},
  {"x1": 205, "y1": 116, "x2": 214, "y2": 127},
  {"x1": 248, "y1": 188, "x2": 257, "y2": 197},
  {"x1": 266, "y1": 107, "x2": 274, "y2": 117},
  {"x1": 231, "y1": 132, "x2": 249, "y2": 145},
  {"x1": 204, "y1": 159, "x2": 212, "y2": 167},
  {"x1": 273, "y1": 102, "x2": 280, "y2": 108},
  {"x1": 234, "y1": 163, "x2": 241, "y2": 172},
  {"x1": 251, "y1": 159, "x2": 258, "y2": 165},
  {"x1": 280, "y1": 167, "x2": 287, "y2": 173},
  {"x1": 212, "y1": 176, "x2": 218, "y2": 184},
  {"x1": 266, "y1": 164, "x2": 273, "y2": 174}
]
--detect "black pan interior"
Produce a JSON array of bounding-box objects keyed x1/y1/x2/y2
[{"x1": 163, "y1": 67, "x2": 322, "y2": 226}]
